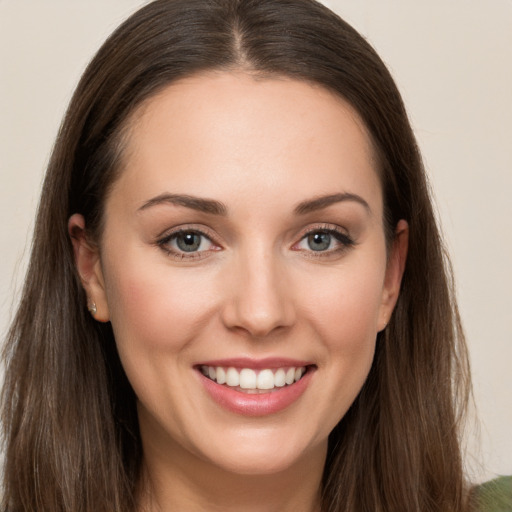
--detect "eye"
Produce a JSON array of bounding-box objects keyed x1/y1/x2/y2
[
  {"x1": 174, "y1": 231, "x2": 207, "y2": 252},
  {"x1": 294, "y1": 227, "x2": 354, "y2": 254},
  {"x1": 304, "y1": 232, "x2": 333, "y2": 251},
  {"x1": 158, "y1": 229, "x2": 218, "y2": 258}
]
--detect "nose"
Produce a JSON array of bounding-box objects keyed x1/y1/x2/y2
[{"x1": 220, "y1": 247, "x2": 296, "y2": 338}]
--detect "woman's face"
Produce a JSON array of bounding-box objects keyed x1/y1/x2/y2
[{"x1": 75, "y1": 72, "x2": 406, "y2": 477}]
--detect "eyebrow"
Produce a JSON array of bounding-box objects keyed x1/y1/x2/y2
[
  {"x1": 138, "y1": 191, "x2": 370, "y2": 216},
  {"x1": 294, "y1": 193, "x2": 371, "y2": 215},
  {"x1": 138, "y1": 193, "x2": 228, "y2": 215}
]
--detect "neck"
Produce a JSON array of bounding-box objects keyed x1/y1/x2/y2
[{"x1": 137, "y1": 433, "x2": 326, "y2": 512}]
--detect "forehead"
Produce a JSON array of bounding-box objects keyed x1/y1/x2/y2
[{"x1": 111, "y1": 72, "x2": 382, "y2": 216}]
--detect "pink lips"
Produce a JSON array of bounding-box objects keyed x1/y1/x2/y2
[{"x1": 196, "y1": 358, "x2": 315, "y2": 416}]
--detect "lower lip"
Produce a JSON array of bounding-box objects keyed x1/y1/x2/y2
[{"x1": 199, "y1": 369, "x2": 314, "y2": 416}]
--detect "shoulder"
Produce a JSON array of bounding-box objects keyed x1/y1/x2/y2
[{"x1": 473, "y1": 476, "x2": 512, "y2": 512}]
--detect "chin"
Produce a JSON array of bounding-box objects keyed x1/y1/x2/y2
[{"x1": 195, "y1": 428, "x2": 327, "y2": 477}]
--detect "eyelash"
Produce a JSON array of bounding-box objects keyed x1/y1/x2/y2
[
  {"x1": 156, "y1": 227, "x2": 220, "y2": 261},
  {"x1": 156, "y1": 224, "x2": 355, "y2": 260},
  {"x1": 293, "y1": 224, "x2": 355, "y2": 258}
]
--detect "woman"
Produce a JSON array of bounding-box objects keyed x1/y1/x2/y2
[{"x1": 1, "y1": 0, "x2": 477, "y2": 510}]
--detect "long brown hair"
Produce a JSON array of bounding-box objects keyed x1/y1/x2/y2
[{"x1": 1, "y1": 1, "x2": 471, "y2": 510}]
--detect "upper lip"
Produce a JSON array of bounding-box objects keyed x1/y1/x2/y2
[{"x1": 195, "y1": 357, "x2": 314, "y2": 369}]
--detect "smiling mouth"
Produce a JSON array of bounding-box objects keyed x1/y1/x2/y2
[{"x1": 199, "y1": 365, "x2": 312, "y2": 394}]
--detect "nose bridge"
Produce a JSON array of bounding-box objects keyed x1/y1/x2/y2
[{"x1": 222, "y1": 241, "x2": 294, "y2": 337}]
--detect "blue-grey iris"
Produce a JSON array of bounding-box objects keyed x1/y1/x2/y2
[
  {"x1": 176, "y1": 232, "x2": 201, "y2": 252},
  {"x1": 307, "y1": 232, "x2": 331, "y2": 251}
]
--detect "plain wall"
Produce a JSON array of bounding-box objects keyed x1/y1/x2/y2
[{"x1": 1, "y1": 0, "x2": 511, "y2": 483}]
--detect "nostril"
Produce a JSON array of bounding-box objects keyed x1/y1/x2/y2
[{"x1": 221, "y1": 304, "x2": 294, "y2": 338}]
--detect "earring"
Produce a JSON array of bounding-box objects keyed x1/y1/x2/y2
[{"x1": 88, "y1": 302, "x2": 97, "y2": 316}]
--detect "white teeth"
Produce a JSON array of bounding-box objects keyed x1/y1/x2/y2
[
  {"x1": 226, "y1": 367, "x2": 240, "y2": 387},
  {"x1": 216, "y1": 366, "x2": 226, "y2": 385},
  {"x1": 239, "y1": 369, "x2": 257, "y2": 389},
  {"x1": 201, "y1": 365, "x2": 308, "y2": 390},
  {"x1": 274, "y1": 368, "x2": 286, "y2": 387},
  {"x1": 257, "y1": 369, "x2": 275, "y2": 390}
]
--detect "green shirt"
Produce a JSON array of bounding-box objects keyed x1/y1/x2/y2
[{"x1": 474, "y1": 476, "x2": 512, "y2": 511}]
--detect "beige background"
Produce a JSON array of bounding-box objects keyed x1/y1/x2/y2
[{"x1": 1, "y1": 0, "x2": 510, "y2": 482}]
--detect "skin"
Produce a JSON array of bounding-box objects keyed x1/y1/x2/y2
[{"x1": 70, "y1": 72, "x2": 408, "y2": 512}]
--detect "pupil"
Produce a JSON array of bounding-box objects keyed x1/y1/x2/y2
[
  {"x1": 308, "y1": 232, "x2": 331, "y2": 251},
  {"x1": 177, "y1": 232, "x2": 201, "y2": 252}
]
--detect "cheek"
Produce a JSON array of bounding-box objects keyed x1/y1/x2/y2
[
  {"x1": 102, "y1": 253, "x2": 218, "y2": 355},
  {"x1": 310, "y1": 261, "x2": 385, "y2": 412},
  {"x1": 301, "y1": 257, "x2": 387, "y2": 345}
]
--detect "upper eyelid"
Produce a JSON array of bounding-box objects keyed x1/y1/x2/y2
[
  {"x1": 296, "y1": 223, "x2": 352, "y2": 239},
  {"x1": 156, "y1": 224, "x2": 218, "y2": 243}
]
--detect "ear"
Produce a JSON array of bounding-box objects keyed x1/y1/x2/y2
[
  {"x1": 377, "y1": 219, "x2": 409, "y2": 331},
  {"x1": 68, "y1": 214, "x2": 110, "y2": 322}
]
